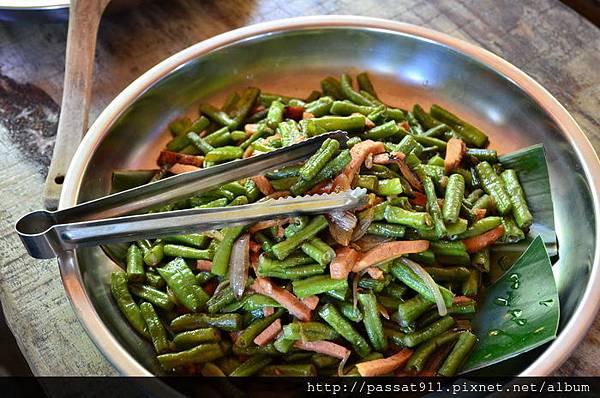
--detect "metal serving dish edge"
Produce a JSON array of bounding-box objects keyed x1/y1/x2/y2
[{"x1": 57, "y1": 16, "x2": 600, "y2": 377}]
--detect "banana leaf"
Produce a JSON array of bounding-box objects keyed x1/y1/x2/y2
[
  {"x1": 498, "y1": 144, "x2": 557, "y2": 256},
  {"x1": 462, "y1": 236, "x2": 559, "y2": 372}
]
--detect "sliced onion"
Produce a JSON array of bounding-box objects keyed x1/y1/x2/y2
[
  {"x1": 377, "y1": 303, "x2": 390, "y2": 320},
  {"x1": 213, "y1": 280, "x2": 230, "y2": 297},
  {"x1": 351, "y1": 235, "x2": 393, "y2": 252},
  {"x1": 229, "y1": 233, "x2": 251, "y2": 299},
  {"x1": 327, "y1": 211, "x2": 357, "y2": 246},
  {"x1": 351, "y1": 207, "x2": 374, "y2": 242},
  {"x1": 352, "y1": 268, "x2": 369, "y2": 309},
  {"x1": 327, "y1": 211, "x2": 357, "y2": 232},
  {"x1": 399, "y1": 257, "x2": 447, "y2": 316},
  {"x1": 338, "y1": 350, "x2": 351, "y2": 377}
]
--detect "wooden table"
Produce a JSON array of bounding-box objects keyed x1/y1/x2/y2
[{"x1": 0, "y1": 0, "x2": 598, "y2": 377}]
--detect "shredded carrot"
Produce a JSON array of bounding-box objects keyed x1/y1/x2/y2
[
  {"x1": 355, "y1": 348, "x2": 413, "y2": 376},
  {"x1": 250, "y1": 251, "x2": 260, "y2": 272},
  {"x1": 301, "y1": 295, "x2": 320, "y2": 310},
  {"x1": 367, "y1": 267, "x2": 384, "y2": 280},
  {"x1": 399, "y1": 121, "x2": 411, "y2": 131},
  {"x1": 229, "y1": 331, "x2": 240, "y2": 344},
  {"x1": 410, "y1": 191, "x2": 427, "y2": 207},
  {"x1": 444, "y1": 138, "x2": 467, "y2": 173},
  {"x1": 453, "y1": 296, "x2": 476, "y2": 305},
  {"x1": 253, "y1": 319, "x2": 282, "y2": 346},
  {"x1": 262, "y1": 307, "x2": 275, "y2": 317},
  {"x1": 342, "y1": 140, "x2": 385, "y2": 181},
  {"x1": 196, "y1": 260, "x2": 213, "y2": 271},
  {"x1": 265, "y1": 133, "x2": 282, "y2": 143},
  {"x1": 251, "y1": 175, "x2": 274, "y2": 195},
  {"x1": 245, "y1": 124, "x2": 258, "y2": 136},
  {"x1": 302, "y1": 112, "x2": 315, "y2": 119},
  {"x1": 378, "y1": 304, "x2": 390, "y2": 320},
  {"x1": 293, "y1": 340, "x2": 350, "y2": 359},
  {"x1": 330, "y1": 247, "x2": 361, "y2": 280},
  {"x1": 158, "y1": 151, "x2": 204, "y2": 167},
  {"x1": 284, "y1": 106, "x2": 305, "y2": 121},
  {"x1": 243, "y1": 146, "x2": 254, "y2": 158},
  {"x1": 473, "y1": 208, "x2": 487, "y2": 221},
  {"x1": 249, "y1": 240, "x2": 262, "y2": 253},
  {"x1": 248, "y1": 219, "x2": 289, "y2": 234},
  {"x1": 265, "y1": 191, "x2": 290, "y2": 199},
  {"x1": 462, "y1": 224, "x2": 505, "y2": 253},
  {"x1": 201, "y1": 279, "x2": 218, "y2": 297},
  {"x1": 332, "y1": 173, "x2": 351, "y2": 192},
  {"x1": 251, "y1": 277, "x2": 312, "y2": 321},
  {"x1": 352, "y1": 240, "x2": 430, "y2": 272},
  {"x1": 169, "y1": 163, "x2": 200, "y2": 174},
  {"x1": 372, "y1": 151, "x2": 406, "y2": 164},
  {"x1": 307, "y1": 180, "x2": 333, "y2": 195}
]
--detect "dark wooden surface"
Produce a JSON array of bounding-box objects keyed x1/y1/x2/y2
[{"x1": 0, "y1": 0, "x2": 599, "y2": 376}]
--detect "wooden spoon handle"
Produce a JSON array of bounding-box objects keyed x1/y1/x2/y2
[{"x1": 43, "y1": 0, "x2": 111, "y2": 210}]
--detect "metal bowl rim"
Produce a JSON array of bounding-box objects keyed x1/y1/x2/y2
[
  {"x1": 58, "y1": 15, "x2": 600, "y2": 377},
  {"x1": 0, "y1": 1, "x2": 68, "y2": 10}
]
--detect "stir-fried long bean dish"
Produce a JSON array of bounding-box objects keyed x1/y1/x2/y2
[{"x1": 110, "y1": 73, "x2": 534, "y2": 377}]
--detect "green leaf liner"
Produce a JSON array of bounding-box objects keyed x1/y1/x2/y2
[
  {"x1": 463, "y1": 236, "x2": 559, "y2": 372},
  {"x1": 498, "y1": 144, "x2": 557, "y2": 256}
]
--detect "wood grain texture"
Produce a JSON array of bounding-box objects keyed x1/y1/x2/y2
[{"x1": 0, "y1": 0, "x2": 598, "y2": 377}]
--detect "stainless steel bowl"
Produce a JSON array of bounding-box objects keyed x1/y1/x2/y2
[{"x1": 58, "y1": 16, "x2": 600, "y2": 376}]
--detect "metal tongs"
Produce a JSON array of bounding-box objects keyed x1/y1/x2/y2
[{"x1": 16, "y1": 131, "x2": 368, "y2": 259}]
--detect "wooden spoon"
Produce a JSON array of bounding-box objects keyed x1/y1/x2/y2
[{"x1": 43, "y1": 0, "x2": 111, "y2": 210}]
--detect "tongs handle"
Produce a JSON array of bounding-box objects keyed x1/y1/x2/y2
[
  {"x1": 19, "y1": 189, "x2": 368, "y2": 259},
  {"x1": 16, "y1": 131, "x2": 352, "y2": 258}
]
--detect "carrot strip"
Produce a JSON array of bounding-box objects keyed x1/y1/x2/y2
[
  {"x1": 196, "y1": 260, "x2": 213, "y2": 271},
  {"x1": 263, "y1": 307, "x2": 275, "y2": 317},
  {"x1": 249, "y1": 240, "x2": 262, "y2": 253},
  {"x1": 301, "y1": 295, "x2": 320, "y2": 311},
  {"x1": 293, "y1": 340, "x2": 350, "y2": 359},
  {"x1": 302, "y1": 112, "x2": 315, "y2": 119},
  {"x1": 251, "y1": 277, "x2": 312, "y2": 321},
  {"x1": 462, "y1": 225, "x2": 505, "y2": 253},
  {"x1": 243, "y1": 146, "x2": 254, "y2": 158},
  {"x1": 248, "y1": 219, "x2": 289, "y2": 234},
  {"x1": 158, "y1": 151, "x2": 204, "y2": 167},
  {"x1": 244, "y1": 124, "x2": 258, "y2": 136},
  {"x1": 169, "y1": 163, "x2": 200, "y2": 174},
  {"x1": 265, "y1": 191, "x2": 290, "y2": 199},
  {"x1": 372, "y1": 151, "x2": 405, "y2": 164},
  {"x1": 229, "y1": 331, "x2": 240, "y2": 344},
  {"x1": 444, "y1": 138, "x2": 466, "y2": 173},
  {"x1": 307, "y1": 180, "x2": 333, "y2": 195},
  {"x1": 355, "y1": 348, "x2": 413, "y2": 376},
  {"x1": 252, "y1": 175, "x2": 274, "y2": 195},
  {"x1": 330, "y1": 247, "x2": 360, "y2": 280},
  {"x1": 332, "y1": 173, "x2": 351, "y2": 192},
  {"x1": 253, "y1": 319, "x2": 282, "y2": 346},
  {"x1": 366, "y1": 267, "x2": 384, "y2": 280},
  {"x1": 342, "y1": 140, "x2": 385, "y2": 181},
  {"x1": 284, "y1": 106, "x2": 305, "y2": 121},
  {"x1": 473, "y1": 208, "x2": 487, "y2": 221},
  {"x1": 453, "y1": 296, "x2": 476, "y2": 305},
  {"x1": 410, "y1": 191, "x2": 427, "y2": 207},
  {"x1": 352, "y1": 240, "x2": 430, "y2": 272}
]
